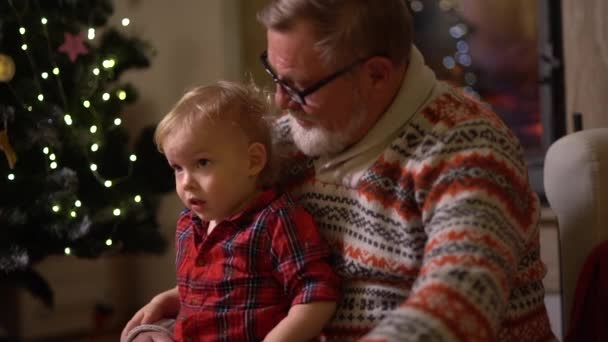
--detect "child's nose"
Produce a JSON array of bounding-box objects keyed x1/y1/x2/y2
[{"x1": 182, "y1": 172, "x2": 196, "y2": 189}]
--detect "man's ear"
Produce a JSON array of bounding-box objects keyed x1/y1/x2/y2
[
  {"x1": 363, "y1": 56, "x2": 393, "y2": 87},
  {"x1": 247, "y1": 142, "x2": 267, "y2": 177}
]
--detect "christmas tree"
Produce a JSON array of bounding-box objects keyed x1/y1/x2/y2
[{"x1": 0, "y1": 0, "x2": 172, "y2": 308}]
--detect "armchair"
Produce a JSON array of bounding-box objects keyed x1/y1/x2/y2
[{"x1": 543, "y1": 127, "x2": 608, "y2": 340}]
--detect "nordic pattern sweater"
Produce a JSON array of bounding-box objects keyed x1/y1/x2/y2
[{"x1": 278, "y1": 47, "x2": 556, "y2": 342}]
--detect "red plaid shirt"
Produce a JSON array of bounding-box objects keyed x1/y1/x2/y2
[{"x1": 173, "y1": 189, "x2": 341, "y2": 342}]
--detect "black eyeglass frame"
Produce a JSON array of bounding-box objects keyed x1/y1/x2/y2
[{"x1": 260, "y1": 50, "x2": 368, "y2": 106}]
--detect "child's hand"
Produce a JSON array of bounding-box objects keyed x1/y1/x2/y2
[
  {"x1": 120, "y1": 287, "x2": 180, "y2": 342},
  {"x1": 120, "y1": 301, "x2": 167, "y2": 341},
  {"x1": 128, "y1": 331, "x2": 174, "y2": 342}
]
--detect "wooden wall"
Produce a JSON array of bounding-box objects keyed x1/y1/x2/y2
[{"x1": 562, "y1": 0, "x2": 608, "y2": 131}]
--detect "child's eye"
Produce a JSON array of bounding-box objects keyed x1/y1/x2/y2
[
  {"x1": 170, "y1": 164, "x2": 182, "y2": 172},
  {"x1": 197, "y1": 159, "x2": 210, "y2": 167}
]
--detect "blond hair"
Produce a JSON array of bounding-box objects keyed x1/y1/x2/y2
[
  {"x1": 154, "y1": 80, "x2": 278, "y2": 188},
  {"x1": 257, "y1": 0, "x2": 413, "y2": 68}
]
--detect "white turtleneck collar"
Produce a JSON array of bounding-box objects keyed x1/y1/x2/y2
[{"x1": 314, "y1": 45, "x2": 439, "y2": 186}]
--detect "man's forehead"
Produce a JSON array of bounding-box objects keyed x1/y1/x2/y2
[{"x1": 266, "y1": 27, "x2": 326, "y2": 79}]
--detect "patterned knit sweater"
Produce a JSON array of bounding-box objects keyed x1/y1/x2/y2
[{"x1": 278, "y1": 48, "x2": 556, "y2": 342}]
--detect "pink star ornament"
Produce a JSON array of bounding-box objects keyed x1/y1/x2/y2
[{"x1": 58, "y1": 32, "x2": 89, "y2": 62}]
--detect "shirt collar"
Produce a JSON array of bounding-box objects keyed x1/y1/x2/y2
[
  {"x1": 223, "y1": 188, "x2": 278, "y2": 223},
  {"x1": 188, "y1": 188, "x2": 279, "y2": 236}
]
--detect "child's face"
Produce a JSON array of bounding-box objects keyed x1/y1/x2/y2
[{"x1": 163, "y1": 119, "x2": 259, "y2": 223}]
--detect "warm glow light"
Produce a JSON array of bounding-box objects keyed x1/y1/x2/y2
[
  {"x1": 83, "y1": 100, "x2": 91, "y2": 108},
  {"x1": 43, "y1": 147, "x2": 50, "y2": 154},
  {"x1": 90, "y1": 125, "x2": 98, "y2": 133},
  {"x1": 134, "y1": 195, "x2": 142, "y2": 203},
  {"x1": 114, "y1": 118, "x2": 122, "y2": 126},
  {"x1": 50, "y1": 162, "x2": 58, "y2": 169},
  {"x1": 121, "y1": 18, "x2": 130, "y2": 26},
  {"x1": 439, "y1": 0, "x2": 455, "y2": 11},
  {"x1": 7, "y1": 174, "x2": 15, "y2": 181},
  {"x1": 21, "y1": 44, "x2": 27, "y2": 50},
  {"x1": 19, "y1": 27, "x2": 26, "y2": 35},
  {"x1": 41, "y1": 72, "x2": 49, "y2": 79},
  {"x1": 102, "y1": 93, "x2": 110, "y2": 101},
  {"x1": 106, "y1": 239, "x2": 113, "y2": 246},
  {"x1": 113, "y1": 208, "x2": 121, "y2": 216},
  {"x1": 37, "y1": 94, "x2": 44, "y2": 101},
  {"x1": 410, "y1": 0, "x2": 423, "y2": 12},
  {"x1": 64, "y1": 247, "x2": 71, "y2": 255},
  {"x1": 41, "y1": 17, "x2": 48, "y2": 25},
  {"x1": 52, "y1": 205, "x2": 60, "y2": 212},
  {"x1": 90, "y1": 164, "x2": 98, "y2": 171},
  {"x1": 88, "y1": 28, "x2": 96, "y2": 40},
  {"x1": 49, "y1": 153, "x2": 56, "y2": 161},
  {"x1": 70, "y1": 211, "x2": 77, "y2": 218},
  {"x1": 102, "y1": 59, "x2": 116, "y2": 69},
  {"x1": 64, "y1": 114, "x2": 73, "y2": 125},
  {"x1": 75, "y1": 200, "x2": 82, "y2": 207},
  {"x1": 104, "y1": 180, "x2": 112, "y2": 188},
  {"x1": 117, "y1": 90, "x2": 127, "y2": 100},
  {"x1": 91, "y1": 143, "x2": 99, "y2": 152},
  {"x1": 53, "y1": 67, "x2": 60, "y2": 75},
  {"x1": 93, "y1": 68, "x2": 100, "y2": 75},
  {"x1": 129, "y1": 154, "x2": 137, "y2": 162}
]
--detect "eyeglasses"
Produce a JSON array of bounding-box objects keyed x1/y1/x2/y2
[{"x1": 260, "y1": 50, "x2": 366, "y2": 106}]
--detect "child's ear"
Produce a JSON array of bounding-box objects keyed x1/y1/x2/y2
[{"x1": 247, "y1": 142, "x2": 267, "y2": 177}]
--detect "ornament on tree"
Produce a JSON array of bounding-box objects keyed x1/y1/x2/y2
[
  {"x1": 0, "y1": 53, "x2": 16, "y2": 82},
  {"x1": 0, "y1": 128, "x2": 17, "y2": 169},
  {"x1": 58, "y1": 32, "x2": 89, "y2": 62}
]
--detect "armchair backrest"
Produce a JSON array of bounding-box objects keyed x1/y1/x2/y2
[{"x1": 543, "y1": 127, "x2": 608, "y2": 335}]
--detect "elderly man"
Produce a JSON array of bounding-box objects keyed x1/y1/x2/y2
[{"x1": 258, "y1": 1, "x2": 555, "y2": 341}]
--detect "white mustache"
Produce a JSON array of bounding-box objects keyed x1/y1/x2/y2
[{"x1": 288, "y1": 110, "x2": 318, "y2": 125}]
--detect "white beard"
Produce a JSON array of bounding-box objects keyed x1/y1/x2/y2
[{"x1": 287, "y1": 104, "x2": 366, "y2": 157}]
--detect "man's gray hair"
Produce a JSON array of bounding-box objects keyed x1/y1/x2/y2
[{"x1": 257, "y1": 0, "x2": 413, "y2": 68}]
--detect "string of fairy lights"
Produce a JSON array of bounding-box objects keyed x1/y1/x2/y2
[
  {"x1": 408, "y1": 0, "x2": 480, "y2": 98},
  {"x1": 3, "y1": 5, "x2": 144, "y2": 255}
]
